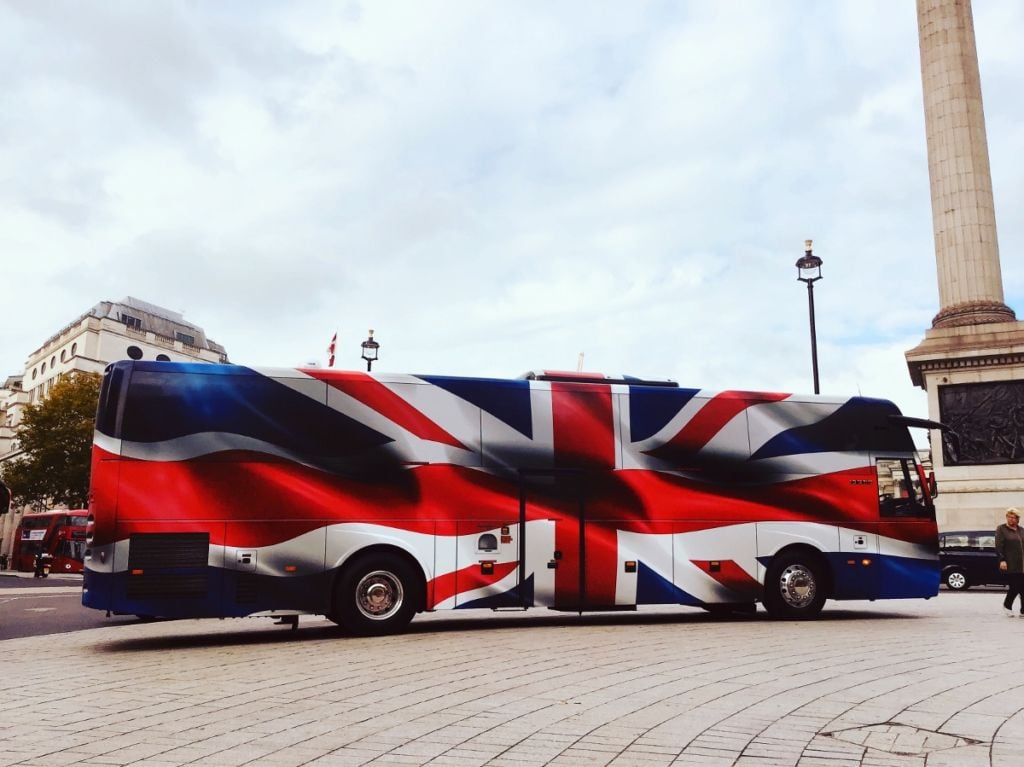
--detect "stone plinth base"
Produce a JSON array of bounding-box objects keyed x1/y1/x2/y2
[
  {"x1": 930, "y1": 470, "x2": 1024, "y2": 531},
  {"x1": 906, "y1": 320, "x2": 1024, "y2": 532}
]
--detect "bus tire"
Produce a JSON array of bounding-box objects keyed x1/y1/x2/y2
[
  {"x1": 333, "y1": 554, "x2": 418, "y2": 636},
  {"x1": 763, "y1": 550, "x2": 826, "y2": 620}
]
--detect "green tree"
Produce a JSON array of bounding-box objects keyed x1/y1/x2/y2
[{"x1": 0, "y1": 372, "x2": 101, "y2": 510}]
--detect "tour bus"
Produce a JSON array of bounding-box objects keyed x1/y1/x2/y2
[
  {"x1": 13, "y1": 510, "x2": 88, "y2": 573},
  {"x1": 82, "y1": 361, "x2": 941, "y2": 634}
]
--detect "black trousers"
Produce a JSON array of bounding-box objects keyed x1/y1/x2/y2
[{"x1": 1004, "y1": 573, "x2": 1024, "y2": 611}]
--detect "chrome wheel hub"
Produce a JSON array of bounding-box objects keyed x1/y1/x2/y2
[
  {"x1": 356, "y1": 570, "x2": 403, "y2": 620},
  {"x1": 778, "y1": 564, "x2": 816, "y2": 609}
]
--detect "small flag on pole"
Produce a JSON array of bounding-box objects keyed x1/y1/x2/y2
[{"x1": 327, "y1": 332, "x2": 337, "y2": 368}]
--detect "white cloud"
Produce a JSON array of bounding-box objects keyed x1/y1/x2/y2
[{"x1": 2, "y1": 0, "x2": 1022, "y2": 431}]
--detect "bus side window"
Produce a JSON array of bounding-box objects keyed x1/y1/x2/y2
[{"x1": 877, "y1": 458, "x2": 924, "y2": 517}]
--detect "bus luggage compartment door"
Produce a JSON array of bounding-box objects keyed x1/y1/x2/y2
[
  {"x1": 834, "y1": 527, "x2": 879, "y2": 599},
  {"x1": 453, "y1": 520, "x2": 554, "y2": 608}
]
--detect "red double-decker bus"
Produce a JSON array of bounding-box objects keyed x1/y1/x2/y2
[{"x1": 12, "y1": 510, "x2": 88, "y2": 574}]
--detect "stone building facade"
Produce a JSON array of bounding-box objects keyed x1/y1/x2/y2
[{"x1": 0, "y1": 297, "x2": 228, "y2": 562}]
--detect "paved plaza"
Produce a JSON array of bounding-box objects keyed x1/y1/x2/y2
[{"x1": 2, "y1": 586, "x2": 1023, "y2": 767}]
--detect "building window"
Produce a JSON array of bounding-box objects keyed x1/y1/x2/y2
[
  {"x1": 156, "y1": 354, "x2": 171, "y2": 362},
  {"x1": 40, "y1": 361, "x2": 46, "y2": 373},
  {"x1": 71, "y1": 343, "x2": 78, "y2": 356},
  {"x1": 50, "y1": 355, "x2": 56, "y2": 367},
  {"x1": 176, "y1": 332, "x2": 196, "y2": 346},
  {"x1": 31, "y1": 368, "x2": 37, "y2": 380},
  {"x1": 126, "y1": 345, "x2": 144, "y2": 360},
  {"x1": 60, "y1": 350, "x2": 67, "y2": 362},
  {"x1": 122, "y1": 314, "x2": 142, "y2": 330}
]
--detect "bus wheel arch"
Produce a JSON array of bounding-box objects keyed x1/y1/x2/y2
[
  {"x1": 762, "y1": 545, "x2": 830, "y2": 620},
  {"x1": 330, "y1": 546, "x2": 426, "y2": 636}
]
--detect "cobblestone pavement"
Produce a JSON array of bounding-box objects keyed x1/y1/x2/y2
[{"x1": 2, "y1": 590, "x2": 1023, "y2": 767}]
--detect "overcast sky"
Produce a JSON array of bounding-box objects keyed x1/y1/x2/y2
[{"x1": 2, "y1": 1, "x2": 1022, "y2": 425}]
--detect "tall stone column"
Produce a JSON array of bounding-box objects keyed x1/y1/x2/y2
[
  {"x1": 907, "y1": 0, "x2": 1024, "y2": 531},
  {"x1": 918, "y1": 0, "x2": 1015, "y2": 329}
]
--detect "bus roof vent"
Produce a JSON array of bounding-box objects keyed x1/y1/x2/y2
[{"x1": 519, "y1": 370, "x2": 679, "y2": 388}]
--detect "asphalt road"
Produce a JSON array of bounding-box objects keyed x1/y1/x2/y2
[{"x1": 0, "y1": 573, "x2": 139, "y2": 639}]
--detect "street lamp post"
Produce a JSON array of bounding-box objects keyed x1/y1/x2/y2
[
  {"x1": 360, "y1": 329, "x2": 379, "y2": 372},
  {"x1": 795, "y1": 239, "x2": 823, "y2": 394}
]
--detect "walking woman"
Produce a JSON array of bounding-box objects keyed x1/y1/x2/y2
[{"x1": 996, "y1": 508, "x2": 1024, "y2": 617}]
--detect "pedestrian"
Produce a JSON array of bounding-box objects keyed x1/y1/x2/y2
[
  {"x1": 0, "y1": 480, "x2": 9, "y2": 573},
  {"x1": 995, "y1": 507, "x2": 1024, "y2": 617},
  {"x1": 34, "y1": 551, "x2": 45, "y2": 578}
]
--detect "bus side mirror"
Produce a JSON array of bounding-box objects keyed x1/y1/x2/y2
[{"x1": 929, "y1": 471, "x2": 938, "y2": 498}]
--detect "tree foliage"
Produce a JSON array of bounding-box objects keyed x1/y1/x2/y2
[{"x1": 0, "y1": 372, "x2": 101, "y2": 510}]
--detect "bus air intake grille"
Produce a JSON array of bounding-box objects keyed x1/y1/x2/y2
[
  {"x1": 126, "y1": 533, "x2": 210, "y2": 599},
  {"x1": 127, "y1": 533, "x2": 209, "y2": 568}
]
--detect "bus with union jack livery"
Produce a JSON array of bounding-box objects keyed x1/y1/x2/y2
[{"x1": 82, "y1": 360, "x2": 941, "y2": 634}]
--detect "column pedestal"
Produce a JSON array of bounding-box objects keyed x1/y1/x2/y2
[{"x1": 907, "y1": 321, "x2": 1024, "y2": 529}]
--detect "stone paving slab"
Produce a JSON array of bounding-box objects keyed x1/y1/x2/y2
[{"x1": 2, "y1": 592, "x2": 1024, "y2": 766}]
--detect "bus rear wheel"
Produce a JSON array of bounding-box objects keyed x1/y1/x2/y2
[
  {"x1": 763, "y1": 551, "x2": 826, "y2": 620},
  {"x1": 333, "y1": 554, "x2": 418, "y2": 636}
]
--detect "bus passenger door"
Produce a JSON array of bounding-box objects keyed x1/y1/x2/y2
[
  {"x1": 519, "y1": 477, "x2": 638, "y2": 611},
  {"x1": 519, "y1": 472, "x2": 582, "y2": 610},
  {"x1": 873, "y1": 456, "x2": 939, "y2": 598}
]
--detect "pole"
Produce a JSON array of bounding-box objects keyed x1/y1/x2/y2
[{"x1": 806, "y1": 281, "x2": 820, "y2": 394}]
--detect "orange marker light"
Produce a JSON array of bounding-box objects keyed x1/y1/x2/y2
[
  {"x1": 130, "y1": 568, "x2": 144, "y2": 576},
  {"x1": 284, "y1": 565, "x2": 297, "y2": 573}
]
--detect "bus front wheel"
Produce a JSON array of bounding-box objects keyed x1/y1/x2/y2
[
  {"x1": 763, "y1": 551, "x2": 826, "y2": 620},
  {"x1": 333, "y1": 554, "x2": 418, "y2": 636}
]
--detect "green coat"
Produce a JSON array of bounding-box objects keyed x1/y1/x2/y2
[{"x1": 995, "y1": 524, "x2": 1024, "y2": 574}]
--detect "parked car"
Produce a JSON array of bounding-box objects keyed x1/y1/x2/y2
[{"x1": 939, "y1": 530, "x2": 1007, "y2": 590}]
